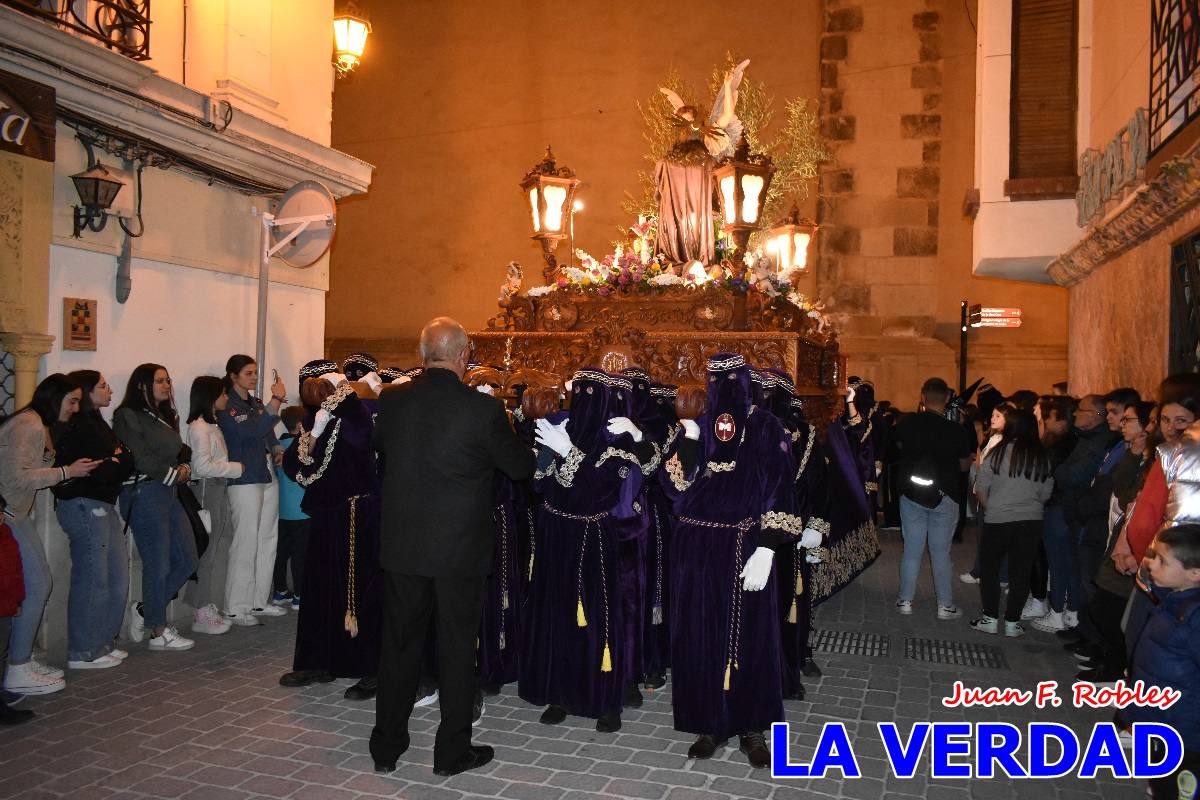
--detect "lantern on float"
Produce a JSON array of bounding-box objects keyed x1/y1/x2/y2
[
  {"x1": 765, "y1": 204, "x2": 818, "y2": 272},
  {"x1": 520, "y1": 146, "x2": 581, "y2": 281}
]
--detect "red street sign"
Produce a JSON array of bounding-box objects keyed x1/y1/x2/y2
[
  {"x1": 976, "y1": 318, "x2": 1022, "y2": 328},
  {"x1": 979, "y1": 307, "x2": 1022, "y2": 318}
]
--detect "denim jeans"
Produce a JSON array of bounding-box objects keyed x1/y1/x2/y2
[
  {"x1": 7, "y1": 517, "x2": 51, "y2": 664},
  {"x1": 120, "y1": 481, "x2": 197, "y2": 629},
  {"x1": 898, "y1": 495, "x2": 959, "y2": 607},
  {"x1": 1042, "y1": 504, "x2": 1078, "y2": 613},
  {"x1": 55, "y1": 497, "x2": 130, "y2": 662}
]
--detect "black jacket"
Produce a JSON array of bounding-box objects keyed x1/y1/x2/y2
[
  {"x1": 1053, "y1": 426, "x2": 1120, "y2": 526},
  {"x1": 373, "y1": 368, "x2": 535, "y2": 576},
  {"x1": 52, "y1": 413, "x2": 134, "y2": 504}
]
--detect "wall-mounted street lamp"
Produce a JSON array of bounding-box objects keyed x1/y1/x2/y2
[
  {"x1": 333, "y1": 2, "x2": 372, "y2": 78},
  {"x1": 71, "y1": 162, "x2": 124, "y2": 237}
]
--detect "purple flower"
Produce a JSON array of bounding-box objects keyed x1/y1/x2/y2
[
  {"x1": 597, "y1": 287, "x2": 611, "y2": 296},
  {"x1": 618, "y1": 275, "x2": 629, "y2": 285}
]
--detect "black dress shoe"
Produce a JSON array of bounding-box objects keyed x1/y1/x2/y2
[
  {"x1": 739, "y1": 731, "x2": 771, "y2": 769},
  {"x1": 802, "y1": 659, "x2": 823, "y2": 678},
  {"x1": 624, "y1": 681, "x2": 644, "y2": 708},
  {"x1": 540, "y1": 705, "x2": 567, "y2": 725},
  {"x1": 433, "y1": 745, "x2": 494, "y2": 777},
  {"x1": 344, "y1": 677, "x2": 378, "y2": 701},
  {"x1": 596, "y1": 712, "x2": 622, "y2": 733},
  {"x1": 279, "y1": 670, "x2": 334, "y2": 688},
  {"x1": 643, "y1": 670, "x2": 667, "y2": 690},
  {"x1": 784, "y1": 682, "x2": 807, "y2": 701},
  {"x1": 0, "y1": 702, "x2": 34, "y2": 726},
  {"x1": 368, "y1": 728, "x2": 408, "y2": 773},
  {"x1": 687, "y1": 734, "x2": 727, "y2": 759}
]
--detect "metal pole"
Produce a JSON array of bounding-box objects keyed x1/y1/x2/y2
[
  {"x1": 255, "y1": 213, "x2": 272, "y2": 398},
  {"x1": 959, "y1": 300, "x2": 968, "y2": 394}
]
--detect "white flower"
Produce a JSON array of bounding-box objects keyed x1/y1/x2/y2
[
  {"x1": 648, "y1": 273, "x2": 683, "y2": 286},
  {"x1": 564, "y1": 267, "x2": 588, "y2": 282},
  {"x1": 525, "y1": 285, "x2": 556, "y2": 297}
]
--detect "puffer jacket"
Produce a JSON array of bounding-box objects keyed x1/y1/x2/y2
[
  {"x1": 0, "y1": 522, "x2": 24, "y2": 617},
  {"x1": 1121, "y1": 587, "x2": 1200, "y2": 751},
  {"x1": 1162, "y1": 423, "x2": 1200, "y2": 529}
]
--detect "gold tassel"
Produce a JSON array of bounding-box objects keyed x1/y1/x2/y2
[
  {"x1": 723, "y1": 662, "x2": 731, "y2": 691},
  {"x1": 576, "y1": 599, "x2": 588, "y2": 627},
  {"x1": 795, "y1": 572, "x2": 804, "y2": 595},
  {"x1": 501, "y1": 590, "x2": 509, "y2": 611},
  {"x1": 344, "y1": 611, "x2": 359, "y2": 638},
  {"x1": 787, "y1": 599, "x2": 798, "y2": 624},
  {"x1": 601, "y1": 643, "x2": 612, "y2": 672},
  {"x1": 528, "y1": 553, "x2": 535, "y2": 581}
]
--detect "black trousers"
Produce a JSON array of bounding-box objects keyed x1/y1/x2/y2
[
  {"x1": 1087, "y1": 587, "x2": 1129, "y2": 674},
  {"x1": 273, "y1": 518, "x2": 310, "y2": 595},
  {"x1": 979, "y1": 519, "x2": 1043, "y2": 621},
  {"x1": 371, "y1": 571, "x2": 485, "y2": 770},
  {"x1": 1028, "y1": 541, "x2": 1049, "y2": 601}
]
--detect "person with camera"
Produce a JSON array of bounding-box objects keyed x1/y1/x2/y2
[{"x1": 892, "y1": 377, "x2": 975, "y2": 619}]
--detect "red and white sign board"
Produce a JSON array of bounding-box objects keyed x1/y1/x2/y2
[
  {"x1": 976, "y1": 318, "x2": 1022, "y2": 328},
  {"x1": 979, "y1": 307, "x2": 1022, "y2": 318}
]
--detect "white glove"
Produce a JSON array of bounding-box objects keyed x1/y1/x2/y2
[
  {"x1": 740, "y1": 546, "x2": 775, "y2": 591},
  {"x1": 311, "y1": 408, "x2": 333, "y2": 438},
  {"x1": 394, "y1": 375, "x2": 412, "y2": 385},
  {"x1": 476, "y1": 384, "x2": 495, "y2": 395},
  {"x1": 535, "y1": 418, "x2": 573, "y2": 458},
  {"x1": 846, "y1": 386, "x2": 856, "y2": 405},
  {"x1": 680, "y1": 419, "x2": 701, "y2": 440},
  {"x1": 799, "y1": 526, "x2": 822, "y2": 550},
  {"x1": 806, "y1": 550, "x2": 823, "y2": 564},
  {"x1": 607, "y1": 416, "x2": 643, "y2": 442},
  {"x1": 323, "y1": 372, "x2": 347, "y2": 387},
  {"x1": 361, "y1": 371, "x2": 383, "y2": 393}
]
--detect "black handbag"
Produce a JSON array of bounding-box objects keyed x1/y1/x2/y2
[{"x1": 177, "y1": 483, "x2": 210, "y2": 559}]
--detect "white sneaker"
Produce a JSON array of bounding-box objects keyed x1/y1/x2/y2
[
  {"x1": 1020, "y1": 596, "x2": 1048, "y2": 620},
  {"x1": 1003, "y1": 620, "x2": 1025, "y2": 638},
  {"x1": 415, "y1": 688, "x2": 439, "y2": 708},
  {"x1": 1031, "y1": 610, "x2": 1065, "y2": 632},
  {"x1": 193, "y1": 604, "x2": 232, "y2": 635},
  {"x1": 938, "y1": 605, "x2": 963, "y2": 620},
  {"x1": 129, "y1": 602, "x2": 145, "y2": 643},
  {"x1": 109, "y1": 648, "x2": 129, "y2": 660},
  {"x1": 251, "y1": 605, "x2": 287, "y2": 617},
  {"x1": 1063, "y1": 610, "x2": 1079, "y2": 629},
  {"x1": 68, "y1": 654, "x2": 123, "y2": 670},
  {"x1": 29, "y1": 658, "x2": 64, "y2": 679},
  {"x1": 148, "y1": 627, "x2": 194, "y2": 651},
  {"x1": 895, "y1": 600, "x2": 913, "y2": 615},
  {"x1": 225, "y1": 612, "x2": 260, "y2": 627},
  {"x1": 970, "y1": 615, "x2": 999, "y2": 634},
  {"x1": 959, "y1": 572, "x2": 980, "y2": 585},
  {"x1": 4, "y1": 662, "x2": 66, "y2": 695}
]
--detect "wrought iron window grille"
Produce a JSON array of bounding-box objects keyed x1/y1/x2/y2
[
  {"x1": 3, "y1": 1, "x2": 151, "y2": 62},
  {"x1": 1149, "y1": 0, "x2": 1200, "y2": 155},
  {"x1": 1169, "y1": 229, "x2": 1200, "y2": 374}
]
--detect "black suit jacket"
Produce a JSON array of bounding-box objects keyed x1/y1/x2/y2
[{"x1": 373, "y1": 367, "x2": 536, "y2": 576}]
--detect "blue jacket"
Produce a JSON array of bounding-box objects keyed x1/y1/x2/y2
[
  {"x1": 1123, "y1": 587, "x2": 1200, "y2": 750},
  {"x1": 276, "y1": 434, "x2": 308, "y2": 521},
  {"x1": 217, "y1": 392, "x2": 281, "y2": 486}
]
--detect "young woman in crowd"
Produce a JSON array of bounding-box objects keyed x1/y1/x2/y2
[
  {"x1": 52, "y1": 371, "x2": 135, "y2": 669},
  {"x1": 962, "y1": 402, "x2": 1013, "y2": 585},
  {"x1": 218, "y1": 355, "x2": 287, "y2": 625},
  {"x1": 113, "y1": 364, "x2": 197, "y2": 651},
  {"x1": 183, "y1": 376, "x2": 242, "y2": 635},
  {"x1": 0, "y1": 374, "x2": 98, "y2": 694},
  {"x1": 970, "y1": 407, "x2": 1054, "y2": 637},
  {"x1": 1029, "y1": 395, "x2": 1078, "y2": 629}
]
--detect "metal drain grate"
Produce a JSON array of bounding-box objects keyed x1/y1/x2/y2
[
  {"x1": 812, "y1": 629, "x2": 890, "y2": 657},
  {"x1": 904, "y1": 637, "x2": 1009, "y2": 670}
]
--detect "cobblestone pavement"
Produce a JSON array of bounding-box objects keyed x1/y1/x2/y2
[{"x1": 0, "y1": 527, "x2": 1150, "y2": 800}]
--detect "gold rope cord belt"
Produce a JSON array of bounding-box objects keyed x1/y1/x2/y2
[
  {"x1": 345, "y1": 494, "x2": 368, "y2": 638},
  {"x1": 676, "y1": 515, "x2": 755, "y2": 692},
  {"x1": 541, "y1": 501, "x2": 613, "y2": 673}
]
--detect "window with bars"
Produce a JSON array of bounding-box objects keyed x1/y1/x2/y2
[
  {"x1": 1170, "y1": 230, "x2": 1200, "y2": 374},
  {"x1": 0, "y1": 350, "x2": 15, "y2": 418},
  {"x1": 1150, "y1": 0, "x2": 1200, "y2": 155},
  {"x1": 1007, "y1": 0, "x2": 1079, "y2": 199}
]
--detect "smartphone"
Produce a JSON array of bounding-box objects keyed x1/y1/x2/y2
[{"x1": 272, "y1": 368, "x2": 280, "y2": 384}]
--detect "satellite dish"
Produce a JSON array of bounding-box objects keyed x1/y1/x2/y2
[{"x1": 271, "y1": 180, "x2": 337, "y2": 268}]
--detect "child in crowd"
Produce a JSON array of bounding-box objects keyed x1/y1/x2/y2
[
  {"x1": 272, "y1": 407, "x2": 309, "y2": 610},
  {"x1": 1121, "y1": 524, "x2": 1200, "y2": 800}
]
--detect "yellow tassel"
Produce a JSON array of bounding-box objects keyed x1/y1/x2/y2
[
  {"x1": 528, "y1": 554, "x2": 535, "y2": 581},
  {"x1": 723, "y1": 662, "x2": 731, "y2": 691},
  {"x1": 576, "y1": 599, "x2": 588, "y2": 627},
  {"x1": 601, "y1": 643, "x2": 612, "y2": 672},
  {"x1": 344, "y1": 612, "x2": 359, "y2": 638},
  {"x1": 795, "y1": 572, "x2": 804, "y2": 595},
  {"x1": 787, "y1": 599, "x2": 797, "y2": 624}
]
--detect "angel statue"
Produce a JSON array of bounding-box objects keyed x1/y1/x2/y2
[
  {"x1": 654, "y1": 59, "x2": 750, "y2": 265},
  {"x1": 499, "y1": 261, "x2": 523, "y2": 303}
]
